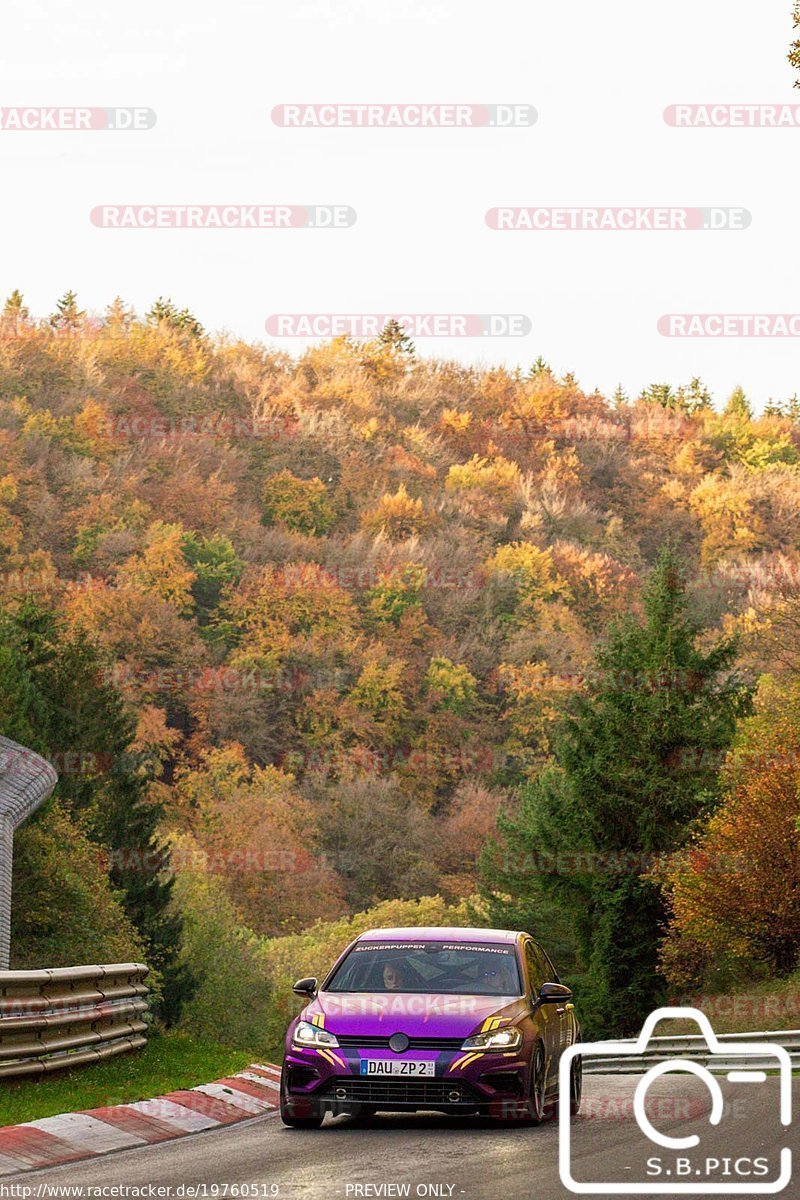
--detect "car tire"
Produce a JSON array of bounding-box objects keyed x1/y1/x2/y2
[
  {"x1": 527, "y1": 1043, "x2": 547, "y2": 1126},
  {"x1": 569, "y1": 1049, "x2": 583, "y2": 1118},
  {"x1": 280, "y1": 1069, "x2": 324, "y2": 1129}
]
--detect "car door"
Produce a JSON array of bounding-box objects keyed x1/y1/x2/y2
[{"x1": 523, "y1": 939, "x2": 561, "y2": 1092}]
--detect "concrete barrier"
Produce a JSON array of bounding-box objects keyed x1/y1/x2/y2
[{"x1": 0, "y1": 736, "x2": 58, "y2": 969}]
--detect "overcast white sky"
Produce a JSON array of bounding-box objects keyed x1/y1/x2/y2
[{"x1": 2, "y1": 0, "x2": 798, "y2": 409}]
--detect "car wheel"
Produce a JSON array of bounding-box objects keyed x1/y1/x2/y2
[
  {"x1": 527, "y1": 1043, "x2": 547, "y2": 1125},
  {"x1": 280, "y1": 1068, "x2": 324, "y2": 1129},
  {"x1": 569, "y1": 1050, "x2": 583, "y2": 1117}
]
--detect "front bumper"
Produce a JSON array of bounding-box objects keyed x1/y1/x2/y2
[{"x1": 283, "y1": 1046, "x2": 530, "y2": 1116}]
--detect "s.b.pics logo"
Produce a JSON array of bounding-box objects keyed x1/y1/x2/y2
[{"x1": 559, "y1": 1008, "x2": 793, "y2": 1194}]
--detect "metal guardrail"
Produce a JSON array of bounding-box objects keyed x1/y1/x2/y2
[
  {"x1": 0, "y1": 735, "x2": 58, "y2": 969},
  {"x1": 583, "y1": 1028, "x2": 800, "y2": 1073},
  {"x1": 0, "y1": 739, "x2": 150, "y2": 1077},
  {"x1": 0, "y1": 963, "x2": 150, "y2": 1078}
]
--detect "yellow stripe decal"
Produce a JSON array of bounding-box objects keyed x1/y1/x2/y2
[{"x1": 480, "y1": 1015, "x2": 511, "y2": 1032}]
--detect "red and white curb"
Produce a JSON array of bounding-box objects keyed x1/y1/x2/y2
[{"x1": 0, "y1": 1062, "x2": 281, "y2": 1175}]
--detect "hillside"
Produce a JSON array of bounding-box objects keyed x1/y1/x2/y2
[{"x1": 1, "y1": 296, "x2": 799, "y2": 1027}]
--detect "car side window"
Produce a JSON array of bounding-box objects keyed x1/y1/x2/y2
[
  {"x1": 524, "y1": 940, "x2": 546, "y2": 995},
  {"x1": 540, "y1": 946, "x2": 560, "y2": 983}
]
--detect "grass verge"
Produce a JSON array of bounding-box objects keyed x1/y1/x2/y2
[{"x1": 0, "y1": 1031, "x2": 255, "y2": 1126}]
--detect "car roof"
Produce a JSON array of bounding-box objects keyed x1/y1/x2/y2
[{"x1": 355, "y1": 927, "x2": 524, "y2": 945}]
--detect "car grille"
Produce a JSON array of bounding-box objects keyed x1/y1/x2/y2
[
  {"x1": 335, "y1": 1035, "x2": 464, "y2": 1051},
  {"x1": 322, "y1": 1076, "x2": 478, "y2": 1106}
]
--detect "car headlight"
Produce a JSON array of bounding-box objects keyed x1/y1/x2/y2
[
  {"x1": 461, "y1": 1026, "x2": 522, "y2": 1051},
  {"x1": 292, "y1": 1020, "x2": 340, "y2": 1049}
]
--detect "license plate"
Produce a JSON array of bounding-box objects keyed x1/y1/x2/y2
[{"x1": 360, "y1": 1059, "x2": 435, "y2": 1076}]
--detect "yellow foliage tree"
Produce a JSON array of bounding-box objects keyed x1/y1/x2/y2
[
  {"x1": 116, "y1": 521, "x2": 197, "y2": 612},
  {"x1": 445, "y1": 455, "x2": 521, "y2": 520},
  {"x1": 485, "y1": 541, "x2": 569, "y2": 622},
  {"x1": 361, "y1": 484, "x2": 436, "y2": 541}
]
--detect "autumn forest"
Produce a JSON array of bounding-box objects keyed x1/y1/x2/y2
[{"x1": 1, "y1": 294, "x2": 799, "y2": 1041}]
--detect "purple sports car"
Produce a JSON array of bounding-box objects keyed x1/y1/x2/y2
[{"x1": 280, "y1": 926, "x2": 581, "y2": 1127}]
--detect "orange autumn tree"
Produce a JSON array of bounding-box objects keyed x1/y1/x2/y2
[
  {"x1": 659, "y1": 678, "x2": 800, "y2": 990},
  {"x1": 172, "y1": 744, "x2": 346, "y2": 935}
]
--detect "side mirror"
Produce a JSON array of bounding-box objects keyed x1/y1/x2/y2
[
  {"x1": 537, "y1": 981, "x2": 573, "y2": 1004},
  {"x1": 293, "y1": 977, "x2": 318, "y2": 998}
]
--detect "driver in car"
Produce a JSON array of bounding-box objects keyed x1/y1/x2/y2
[{"x1": 382, "y1": 961, "x2": 411, "y2": 990}]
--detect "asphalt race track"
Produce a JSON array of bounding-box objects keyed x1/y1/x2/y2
[{"x1": 23, "y1": 1074, "x2": 799, "y2": 1200}]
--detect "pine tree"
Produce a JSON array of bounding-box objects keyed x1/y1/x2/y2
[
  {"x1": 50, "y1": 290, "x2": 85, "y2": 332},
  {"x1": 528, "y1": 356, "x2": 552, "y2": 379},
  {"x1": 641, "y1": 382, "x2": 678, "y2": 409},
  {"x1": 378, "y1": 318, "x2": 415, "y2": 357},
  {"x1": 481, "y1": 548, "x2": 750, "y2": 1036},
  {"x1": 677, "y1": 377, "x2": 713, "y2": 414},
  {"x1": 724, "y1": 385, "x2": 752, "y2": 421},
  {"x1": 1, "y1": 290, "x2": 31, "y2": 335},
  {"x1": 104, "y1": 297, "x2": 136, "y2": 332},
  {"x1": 0, "y1": 603, "x2": 192, "y2": 1020},
  {"x1": 147, "y1": 297, "x2": 205, "y2": 340}
]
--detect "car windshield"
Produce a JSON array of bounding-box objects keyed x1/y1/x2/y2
[{"x1": 325, "y1": 940, "x2": 522, "y2": 996}]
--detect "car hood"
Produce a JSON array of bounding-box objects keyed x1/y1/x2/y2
[{"x1": 302, "y1": 992, "x2": 530, "y2": 1039}]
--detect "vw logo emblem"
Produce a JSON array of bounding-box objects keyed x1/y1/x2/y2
[{"x1": 389, "y1": 1032, "x2": 410, "y2": 1053}]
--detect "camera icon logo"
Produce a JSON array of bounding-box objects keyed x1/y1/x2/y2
[{"x1": 559, "y1": 1007, "x2": 793, "y2": 1195}]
